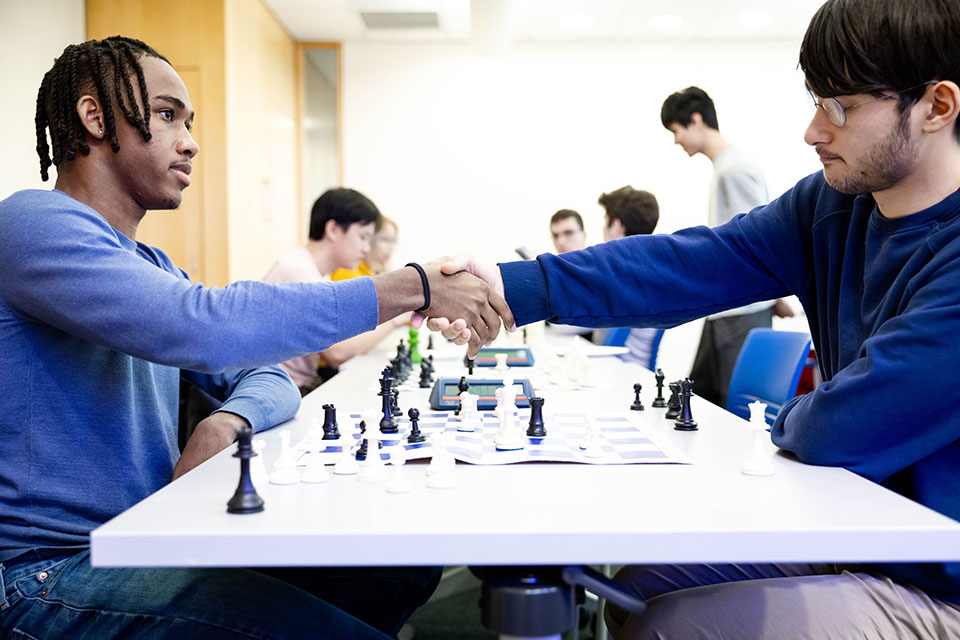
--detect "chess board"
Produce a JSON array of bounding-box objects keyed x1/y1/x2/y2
[{"x1": 293, "y1": 410, "x2": 691, "y2": 466}]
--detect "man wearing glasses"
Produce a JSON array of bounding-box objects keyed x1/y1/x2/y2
[{"x1": 434, "y1": 0, "x2": 960, "y2": 635}]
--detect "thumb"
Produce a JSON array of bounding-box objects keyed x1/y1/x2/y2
[{"x1": 440, "y1": 252, "x2": 472, "y2": 275}]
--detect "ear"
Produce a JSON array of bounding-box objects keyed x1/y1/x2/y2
[
  {"x1": 921, "y1": 81, "x2": 960, "y2": 135},
  {"x1": 76, "y1": 94, "x2": 106, "y2": 140},
  {"x1": 690, "y1": 112, "x2": 704, "y2": 128},
  {"x1": 324, "y1": 219, "x2": 342, "y2": 240}
]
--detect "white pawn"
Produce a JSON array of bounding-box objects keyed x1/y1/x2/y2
[
  {"x1": 741, "y1": 401, "x2": 775, "y2": 476},
  {"x1": 269, "y1": 431, "x2": 301, "y2": 485},
  {"x1": 250, "y1": 438, "x2": 269, "y2": 486},
  {"x1": 332, "y1": 423, "x2": 360, "y2": 476},
  {"x1": 426, "y1": 431, "x2": 457, "y2": 489},
  {"x1": 358, "y1": 411, "x2": 388, "y2": 483},
  {"x1": 386, "y1": 448, "x2": 412, "y2": 494},
  {"x1": 494, "y1": 352, "x2": 509, "y2": 377},
  {"x1": 581, "y1": 415, "x2": 605, "y2": 458},
  {"x1": 301, "y1": 427, "x2": 330, "y2": 483}
]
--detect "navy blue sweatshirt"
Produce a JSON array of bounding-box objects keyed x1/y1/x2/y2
[{"x1": 500, "y1": 171, "x2": 960, "y2": 603}]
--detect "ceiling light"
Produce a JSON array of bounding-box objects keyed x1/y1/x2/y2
[
  {"x1": 738, "y1": 10, "x2": 772, "y2": 28},
  {"x1": 560, "y1": 12, "x2": 596, "y2": 30},
  {"x1": 649, "y1": 14, "x2": 683, "y2": 29}
]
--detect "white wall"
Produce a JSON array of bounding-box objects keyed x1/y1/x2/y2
[
  {"x1": 0, "y1": 0, "x2": 85, "y2": 199},
  {"x1": 341, "y1": 39, "x2": 822, "y2": 374}
]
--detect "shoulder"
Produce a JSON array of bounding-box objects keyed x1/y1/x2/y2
[
  {"x1": 0, "y1": 189, "x2": 127, "y2": 248},
  {"x1": 263, "y1": 247, "x2": 323, "y2": 283},
  {"x1": 134, "y1": 242, "x2": 189, "y2": 279},
  {"x1": 714, "y1": 146, "x2": 764, "y2": 179}
]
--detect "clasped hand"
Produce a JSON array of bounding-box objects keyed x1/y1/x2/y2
[{"x1": 411, "y1": 254, "x2": 514, "y2": 356}]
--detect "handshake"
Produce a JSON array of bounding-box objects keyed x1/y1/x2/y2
[{"x1": 373, "y1": 253, "x2": 515, "y2": 356}]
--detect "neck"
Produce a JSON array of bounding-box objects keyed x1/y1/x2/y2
[
  {"x1": 53, "y1": 158, "x2": 145, "y2": 241},
  {"x1": 874, "y1": 139, "x2": 960, "y2": 218},
  {"x1": 701, "y1": 130, "x2": 728, "y2": 162},
  {"x1": 305, "y1": 239, "x2": 338, "y2": 276}
]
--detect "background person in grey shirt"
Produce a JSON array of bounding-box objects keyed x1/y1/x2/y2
[{"x1": 661, "y1": 86, "x2": 793, "y2": 406}]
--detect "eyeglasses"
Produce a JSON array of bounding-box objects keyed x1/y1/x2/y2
[{"x1": 810, "y1": 82, "x2": 936, "y2": 127}]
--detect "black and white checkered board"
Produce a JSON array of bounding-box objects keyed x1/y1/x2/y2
[{"x1": 293, "y1": 410, "x2": 690, "y2": 466}]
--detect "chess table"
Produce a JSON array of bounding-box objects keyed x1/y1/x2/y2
[{"x1": 91, "y1": 330, "x2": 960, "y2": 635}]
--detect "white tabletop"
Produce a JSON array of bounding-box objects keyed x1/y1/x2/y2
[{"x1": 91, "y1": 331, "x2": 960, "y2": 568}]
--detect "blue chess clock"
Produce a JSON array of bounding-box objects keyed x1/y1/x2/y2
[{"x1": 429, "y1": 377, "x2": 536, "y2": 411}]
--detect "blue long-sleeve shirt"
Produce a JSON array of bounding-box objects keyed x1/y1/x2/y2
[
  {"x1": 500, "y1": 171, "x2": 960, "y2": 603},
  {"x1": 0, "y1": 189, "x2": 379, "y2": 560}
]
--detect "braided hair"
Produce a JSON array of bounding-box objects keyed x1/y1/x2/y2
[{"x1": 34, "y1": 36, "x2": 169, "y2": 181}]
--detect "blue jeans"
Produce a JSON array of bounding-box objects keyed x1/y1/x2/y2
[{"x1": 0, "y1": 550, "x2": 439, "y2": 639}]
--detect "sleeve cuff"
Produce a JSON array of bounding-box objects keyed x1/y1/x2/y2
[
  {"x1": 498, "y1": 258, "x2": 551, "y2": 327},
  {"x1": 333, "y1": 275, "x2": 379, "y2": 341}
]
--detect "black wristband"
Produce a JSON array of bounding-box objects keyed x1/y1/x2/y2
[{"x1": 405, "y1": 262, "x2": 431, "y2": 312}]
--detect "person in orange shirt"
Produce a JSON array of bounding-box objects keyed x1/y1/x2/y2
[
  {"x1": 332, "y1": 214, "x2": 398, "y2": 280},
  {"x1": 264, "y1": 191, "x2": 406, "y2": 393}
]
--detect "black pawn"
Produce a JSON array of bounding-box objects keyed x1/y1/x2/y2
[
  {"x1": 665, "y1": 382, "x2": 682, "y2": 420},
  {"x1": 419, "y1": 363, "x2": 432, "y2": 388},
  {"x1": 674, "y1": 378, "x2": 698, "y2": 431},
  {"x1": 427, "y1": 334, "x2": 435, "y2": 350},
  {"x1": 321, "y1": 403, "x2": 340, "y2": 439},
  {"x1": 356, "y1": 420, "x2": 369, "y2": 460},
  {"x1": 467, "y1": 358, "x2": 475, "y2": 375},
  {"x1": 389, "y1": 389, "x2": 401, "y2": 429},
  {"x1": 526, "y1": 396, "x2": 547, "y2": 437},
  {"x1": 455, "y1": 376, "x2": 469, "y2": 416},
  {"x1": 651, "y1": 369, "x2": 667, "y2": 408},
  {"x1": 227, "y1": 425, "x2": 264, "y2": 514},
  {"x1": 407, "y1": 407, "x2": 426, "y2": 443},
  {"x1": 630, "y1": 383, "x2": 644, "y2": 411}
]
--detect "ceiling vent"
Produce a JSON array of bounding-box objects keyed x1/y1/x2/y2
[{"x1": 360, "y1": 11, "x2": 440, "y2": 29}]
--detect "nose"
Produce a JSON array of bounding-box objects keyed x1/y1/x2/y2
[
  {"x1": 803, "y1": 108, "x2": 832, "y2": 148},
  {"x1": 178, "y1": 128, "x2": 200, "y2": 158}
]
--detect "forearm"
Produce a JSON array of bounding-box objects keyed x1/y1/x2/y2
[
  {"x1": 772, "y1": 315, "x2": 960, "y2": 483},
  {"x1": 185, "y1": 364, "x2": 300, "y2": 432},
  {"x1": 372, "y1": 266, "x2": 424, "y2": 323},
  {"x1": 499, "y1": 178, "x2": 821, "y2": 328},
  {"x1": 172, "y1": 411, "x2": 248, "y2": 480},
  {"x1": 0, "y1": 200, "x2": 380, "y2": 373}
]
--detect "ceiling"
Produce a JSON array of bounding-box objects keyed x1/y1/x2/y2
[{"x1": 263, "y1": 0, "x2": 827, "y2": 44}]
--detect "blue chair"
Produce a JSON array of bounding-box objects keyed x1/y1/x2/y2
[
  {"x1": 725, "y1": 329, "x2": 812, "y2": 422},
  {"x1": 604, "y1": 328, "x2": 666, "y2": 371},
  {"x1": 601, "y1": 327, "x2": 631, "y2": 347}
]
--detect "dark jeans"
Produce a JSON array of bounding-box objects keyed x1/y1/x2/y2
[
  {"x1": 0, "y1": 549, "x2": 440, "y2": 639},
  {"x1": 689, "y1": 307, "x2": 773, "y2": 407}
]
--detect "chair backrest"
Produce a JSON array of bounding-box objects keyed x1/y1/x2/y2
[
  {"x1": 725, "y1": 328, "x2": 812, "y2": 422},
  {"x1": 601, "y1": 327, "x2": 631, "y2": 347},
  {"x1": 646, "y1": 329, "x2": 665, "y2": 371},
  {"x1": 612, "y1": 328, "x2": 666, "y2": 371}
]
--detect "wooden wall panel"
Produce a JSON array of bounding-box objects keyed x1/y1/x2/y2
[{"x1": 86, "y1": 0, "x2": 228, "y2": 286}]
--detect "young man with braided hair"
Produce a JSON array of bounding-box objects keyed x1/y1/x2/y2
[
  {"x1": 435, "y1": 0, "x2": 960, "y2": 635},
  {"x1": 0, "y1": 36, "x2": 513, "y2": 639}
]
